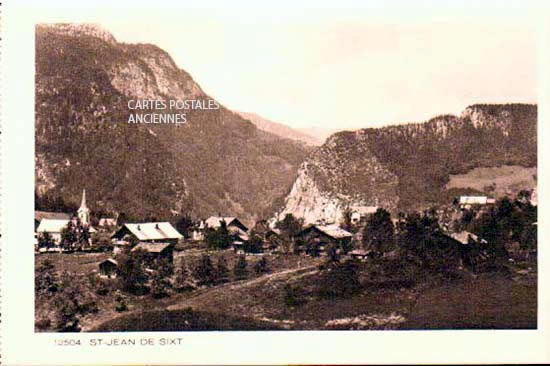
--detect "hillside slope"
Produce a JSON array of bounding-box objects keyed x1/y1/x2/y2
[
  {"x1": 237, "y1": 111, "x2": 323, "y2": 146},
  {"x1": 277, "y1": 104, "x2": 537, "y2": 223},
  {"x1": 35, "y1": 24, "x2": 308, "y2": 225}
]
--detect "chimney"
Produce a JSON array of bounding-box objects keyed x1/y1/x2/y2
[
  {"x1": 155, "y1": 223, "x2": 159, "y2": 229},
  {"x1": 137, "y1": 225, "x2": 141, "y2": 230}
]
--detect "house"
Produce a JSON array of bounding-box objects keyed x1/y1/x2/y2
[
  {"x1": 349, "y1": 249, "x2": 370, "y2": 260},
  {"x1": 113, "y1": 240, "x2": 130, "y2": 255},
  {"x1": 111, "y1": 222, "x2": 183, "y2": 245},
  {"x1": 131, "y1": 242, "x2": 174, "y2": 266},
  {"x1": 36, "y1": 216, "x2": 97, "y2": 251},
  {"x1": 350, "y1": 207, "x2": 378, "y2": 224},
  {"x1": 99, "y1": 218, "x2": 117, "y2": 228},
  {"x1": 458, "y1": 196, "x2": 495, "y2": 209},
  {"x1": 34, "y1": 211, "x2": 71, "y2": 231},
  {"x1": 99, "y1": 258, "x2": 118, "y2": 278},
  {"x1": 295, "y1": 224, "x2": 353, "y2": 255},
  {"x1": 201, "y1": 216, "x2": 249, "y2": 233},
  {"x1": 448, "y1": 231, "x2": 487, "y2": 245},
  {"x1": 36, "y1": 218, "x2": 71, "y2": 245}
]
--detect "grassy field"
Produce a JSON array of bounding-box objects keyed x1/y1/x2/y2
[
  {"x1": 445, "y1": 165, "x2": 536, "y2": 197},
  {"x1": 403, "y1": 273, "x2": 537, "y2": 329},
  {"x1": 35, "y1": 250, "x2": 322, "y2": 332},
  {"x1": 37, "y1": 251, "x2": 537, "y2": 332}
]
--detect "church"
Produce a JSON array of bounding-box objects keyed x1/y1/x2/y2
[{"x1": 36, "y1": 189, "x2": 96, "y2": 251}]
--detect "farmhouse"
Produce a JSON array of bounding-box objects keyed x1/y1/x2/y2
[
  {"x1": 350, "y1": 206, "x2": 378, "y2": 224},
  {"x1": 111, "y1": 222, "x2": 183, "y2": 245},
  {"x1": 34, "y1": 211, "x2": 71, "y2": 231},
  {"x1": 201, "y1": 216, "x2": 249, "y2": 233},
  {"x1": 99, "y1": 258, "x2": 118, "y2": 278},
  {"x1": 36, "y1": 218, "x2": 70, "y2": 245},
  {"x1": 131, "y1": 242, "x2": 174, "y2": 265},
  {"x1": 448, "y1": 231, "x2": 487, "y2": 245},
  {"x1": 98, "y1": 218, "x2": 117, "y2": 228},
  {"x1": 296, "y1": 224, "x2": 353, "y2": 254},
  {"x1": 458, "y1": 196, "x2": 496, "y2": 209},
  {"x1": 349, "y1": 249, "x2": 370, "y2": 260}
]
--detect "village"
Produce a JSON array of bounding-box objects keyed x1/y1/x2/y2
[{"x1": 34, "y1": 186, "x2": 538, "y2": 332}]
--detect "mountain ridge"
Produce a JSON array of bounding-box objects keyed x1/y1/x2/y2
[
  {"x1": 276, "y1": 103, "x2": 537, "y2": 224},
  {"x1": 35, "y1": 24, "x2": 308, "y2": 226}
]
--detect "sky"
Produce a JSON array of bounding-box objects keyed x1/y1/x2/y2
[{"x1": 31, "y1": 2, "x2": 539, "y2": 129}]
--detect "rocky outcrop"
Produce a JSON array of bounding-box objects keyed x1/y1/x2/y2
[{"x1": 276, "y1": 104, "x2": 537, "y2": 222}]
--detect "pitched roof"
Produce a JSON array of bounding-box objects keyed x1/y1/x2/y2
[
  {"x1": 203, "y1": 216, "x2": 237, "y2": 229},
  {"x1": 35, "y1": 211, "x2": 71, "y2": 222},
  {"x1": 448, "y1": 231, "x2": 482, "y2": 245},
  {"x1": 99, "y1": 218, "x2": 117, "y2": 226},
  {"x1": 350, "y1": 249, "x2": 369, "y2": 256},
  {"x1": 100, "y1": 258, "x2": 118, "y2": 265},
  {"x1": 121, "y1": 222, "x2": 182, "y2": 241},
  {"x1": 459, "y1": 196, "x2": 488, "y2": 205},
  {"x1": 132, "y1": 242, "x2": 173, "y2": 253},
  {"x1": 36, "y1": 219, "x2": 70, "y2": 233},
  {"x1": 307, "y1": 224, "x2": 353, "y2": 239}
]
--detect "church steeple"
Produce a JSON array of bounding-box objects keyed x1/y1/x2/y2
[{"x1": 77, "y1": 189, "x2": 90, "y2": 226}]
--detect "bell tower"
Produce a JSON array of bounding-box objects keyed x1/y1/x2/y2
[{"x1": 77, "y1": 189, "x2": 90, "y2": 226}]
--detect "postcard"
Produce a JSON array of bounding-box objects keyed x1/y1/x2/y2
[{"x1": 2, "y1": 0, "x2": 550, "y2": 364}]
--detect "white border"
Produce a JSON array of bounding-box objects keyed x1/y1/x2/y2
[{"x1": 2, "y1": 1, "x2": 550, "y2": 365}]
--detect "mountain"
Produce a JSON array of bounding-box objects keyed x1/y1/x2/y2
[
  {"x1": 276, "y1": 104, "x2": 537, "y2": 224},
  {"x1": 236, "y1": 111, "x2": 322, "y2": 146},
  {"x1": 35, "y1": 24, "x2": 309, "y2": 226},
  {"x1": 297, "y1": 127, "x2": 342, "y2": 145}
]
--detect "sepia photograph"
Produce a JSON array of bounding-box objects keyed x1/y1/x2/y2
[{"x1": 33, "y1": 13, "x2": 537, "y2": 334}]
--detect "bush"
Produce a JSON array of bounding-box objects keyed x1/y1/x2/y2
[
  {"x1": 215, "y1": 257, "x2": 230, "y2": 284},
  {"x1": 253, "y1": 257, "x2": 269, "y2": 274},
  {"x1": 317, "y1": 260, "x2": 361, "y2": 299},
  {"x1": 193, "y1": 254, "x2": 216, "y2": 286},
  {"x1": 283, "y1": 283, "x2": 306, "y2": 307},
  {"x1": 233, "y1": 255, "x2": 248, "y2": 280}
]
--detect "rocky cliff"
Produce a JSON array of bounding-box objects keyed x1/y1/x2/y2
[{"x1": 277, "y1": 104, "x2": 537, "y2": 223}]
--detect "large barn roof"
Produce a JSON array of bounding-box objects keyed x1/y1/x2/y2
[
  {"x1": 132, "y1": 242, "x2": 173, "y2": 253},
  {"x1": 35, "y1": 211, "x2": 71, "y2": 222},
  {"x1": 204, "y1": 216, "x2": 235, "y2": 228},
  {"x1": 448, "y1": 231, "x2": 485, "y2": 245},
  {"x1": 119, "y1": 222, "x2": 182, "y2": 241},
  {"x1": 301, "y1": 224, "x2": 353, "y2": 239},
  {"x1": 459, "y1": 196, "x2": 488, "y2": 205},
  {"x1": 36, "y1": 219, "x2": 70, "y2": 233},
  {"x1": 202, "y1": 216, "x2": 248, "y2": 231}
]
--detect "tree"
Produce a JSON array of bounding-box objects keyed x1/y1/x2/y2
[
  {"x1": 363, "y1": 208, "x2": 394, "y2": 256},
  {"x1": 318, "y1": 260, "x2": 361, "y2": 299},
  {"x1": 38, "y1": 232, "x2": 55, "y2": 251},
  {"x1": 175, "y1": 214, "x2": 194, "y2": 238},
  {"x1": 35, "y1": 259, "x2": 58, "y2": 296},
  {"x1": 341, "y1": 207, "x2": 354, "y2": 233},
  {"x1": 244, "y1": 232, "x2": 263, "y2": 254},
  {"x1": 193, "y1": 254, "x2": 215, "y2": 286},
  {"x1": 205, "y1": 221, "x2": 232, "y2": 250},
  {"x1": 215, "y1": 256, "x2": 230, "y2": 283},
  {"x1": 275, "y1": 213, "x2": 303, "y2": 238},
  {"x1": 254, "y1": 257, "x2": 269, "y2": 274},
  {"x1": 325, "y1": 243, "x2": 340, "y2": 263},
  {"x1": 175, "y1": 258, "x2": 192, "y2": 289},
  {"x1": 60, "y1": 221, "x2": 78, "y2": 251},
  {"x1": 117, "y1": 212, "x2": 128, "y2": 226},
  {"x1": 116, "y1": 249, "x2": 148, "y2": 294},
  {"x1": 150, "y1": 271, "x2": 171, "y2": 299},
  {"x1": 233, "y1": 255, "x2": 248, "y2": 280}
]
